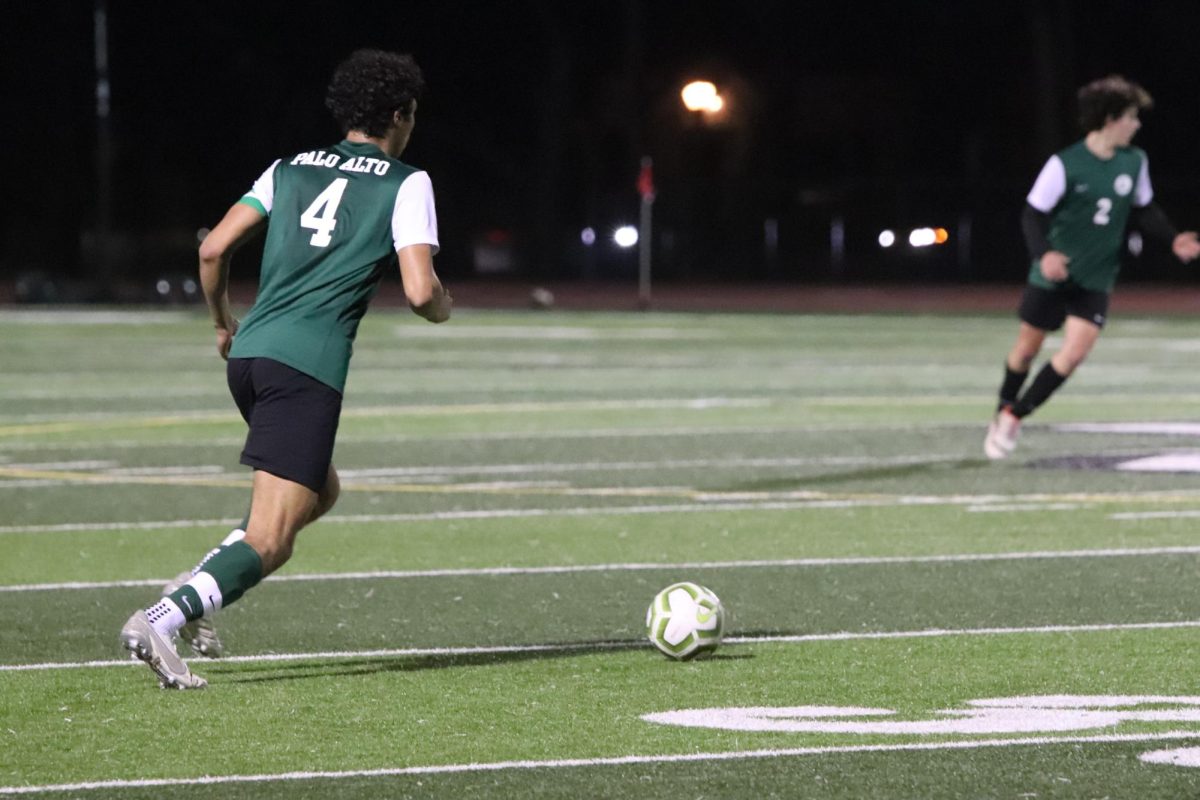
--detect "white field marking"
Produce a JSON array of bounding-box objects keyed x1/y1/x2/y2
[
  {"x1": 1111, "y1": 510, "x2": 1200, "y2": 520},
  {"x1": 967, "y1": 503, "x2": 1083, "y2": 513},
  {"x1": 101, "y1": 465, "x2": 226, "y2": 477},
  {"x1": 1117, "y1": 453, "x2": 1200, "y2": 473},
  {"x1": 392, "y1": 324, "x2": 721, "y2": 340},
  {"x1": 0, "y1": 386, "x2": 222, "y2": 401},
  {"x1": 0, "y1": 310, "x2": 190, "y2": 325},
  {"x1": 6, "y1": 488, "x2": 1200, "y2": 536},
  {"x1": 644, "y1": 696, "x2": 1200, "y2": 735},
  {"x1": 6, "y1": 621, "x2": 1200, "y2": 676},
  {"x1": 1055, "y1": 422, "x2": 1200, "y2": 436},
  {"x1": 2, "y1": 732, "x2": 1199, "y2": 796},
  {"x1": 8, "y1": 544, "x2": 1200, "y2": 593},
  {"x1": 722, "y1": 619, "x2": 1200, "y2": 645},
  {"x1": 0, "y1": 422, "x2": 980, "y2": 453},
  {"x1": 336, "y1": 454, "x2": 966, "y2": 479},
  {"x1": 1142, "y1": 746, "x2": 1200, "y2": 767},
  {"x1": 0, "y1": 397, "x2": 771, "y2": 434},
  {"x1": 0, "y1": 460, "x2": 116, "y2": 470}
]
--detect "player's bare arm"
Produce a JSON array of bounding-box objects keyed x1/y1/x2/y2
[
  {"x1": 199, "y1": 203, "x2": 267, "y2": 358},
  {"x1": 399, "y1": 243, "x2": 451, "y2": 322}
]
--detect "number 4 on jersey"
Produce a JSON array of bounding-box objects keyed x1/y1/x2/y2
[{"x1": 300, "y1": 178, "x2": 349, "y2": 247}]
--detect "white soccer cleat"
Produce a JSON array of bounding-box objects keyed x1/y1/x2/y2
[
  {"x1": 163, "y1": 571, "x2": 224, "y2": 658},
  {"x1": 984, "y1": 408, "x2": 1021, "y2": 460},
  {"x1": 120, "y1": 610, "x2": 207, "y2": 690}
]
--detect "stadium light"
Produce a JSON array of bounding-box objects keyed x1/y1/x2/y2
[
  {"x1": 909, "y1": 227, "x2": 948, "y2": 248},
  {"x1": 613, "y1": 225, "x2": 639, "y2": 248},
  {"x1": 878, "y1": 229, "x2": 896, "y2": 248},
  {"x1": 580, "y1": 227, "x2": 596, "y2": 246},
  {"x1": 681, "y1": 80, "x2": 724, "y2": 113}
]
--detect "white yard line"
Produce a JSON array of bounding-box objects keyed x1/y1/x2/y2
[
  {"x1": 0, "y1": 397, "x2": 771, "y2": 427},
  {"x1": 1111, "y1": 510, "x2": 1200, "y2": 520},
  {"x1": 3, "y1": 619, "x2": 1198, "y2": 673},
  {"x1": 5, "y1": 488, "x2": 1200, "y2": 535},
  {"x1": 0, "y1": 454, "x2": 966, "y2": 487},
  {"x1": 0, "y1": 423, "x2": 981, "y2": 452},
  {"x1": 1, "y1": 730, "x2": 1197, "y2": 795},
  {"x1": 5, "y1": 545, "x2": 1200, "y2": 593}
]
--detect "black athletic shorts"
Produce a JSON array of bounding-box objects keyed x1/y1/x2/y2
[
  {"x1": 1017, "y1": 284, "x2": 1110, "y2": 331},
  {"x1": 226, "y1": 357, "x2": 342, "y2": 492}
]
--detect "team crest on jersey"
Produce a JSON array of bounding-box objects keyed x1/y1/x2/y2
[{"x1": 1113, "y1": 174, "x2": 1133, "y2": 196}]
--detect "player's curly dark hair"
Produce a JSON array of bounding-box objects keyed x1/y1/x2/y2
[
  {"x1": 325, "y1": 49, "x2": 425, "y2": 137},
  {"x1": 1077, "y1": 75, "x2": 1152, "y2": 133}
]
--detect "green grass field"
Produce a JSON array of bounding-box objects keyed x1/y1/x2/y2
[{"x1": 4, "y1": 306, "x2": 1200, "y2": 798}]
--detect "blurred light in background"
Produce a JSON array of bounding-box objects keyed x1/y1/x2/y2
[
  {"x1": 580, "y1": 227, "x2": 596, "y2": 246},
  {"x1": 878, "y1": 229, "x2": 896, "y2": 248},
  {"x1": 908, "y1": 227, "x2": 950, "y2": 248},
  {"x1": 613, "y1": 225, "x2": 639, "y2": 248},
  {"x1": 1128, "y1": 231, "x2": 1143, "y2": 256},
  {"x1": 680, "y1": 80, "x2": 724, "y2": 113}
]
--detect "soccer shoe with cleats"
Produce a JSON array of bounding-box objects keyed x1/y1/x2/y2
[
  {"x1": 120, "y1": 610, "x2": 207, "y2": 690},
  {"x1": 162, "y1": 571, "x2": 224, "y2": 658},
  {"x1": 984, "y1": 408, "x2": 1021, "y2": 460}
]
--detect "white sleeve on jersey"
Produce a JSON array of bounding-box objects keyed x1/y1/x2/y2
[
  {"x1": 1134, "y1": 154, "x2": 1154, "y2": 207},
  {"x1": 243, "y1": 159, "x2": 281, "y2": 214},
  {"x1": 392, "y1": 171, "x2": 440, "y2": 254},
  {"x1": 1025, "y1": 155, "x2": 1066, "y2": 213}
]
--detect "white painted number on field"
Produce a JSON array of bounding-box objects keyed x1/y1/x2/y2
[
  {"x1": 1093, "y1": 197, "x2": 1113, "y2": 225},
  {"x1": 644, "y1": 696, "x2": 1200, "y2": 736},
  {"x1": 1141, "y1": 747, "x2": 1200, "y2": 767},
  {"x1": 300, "y1": 178, "x2": 348, "y2": 247}
]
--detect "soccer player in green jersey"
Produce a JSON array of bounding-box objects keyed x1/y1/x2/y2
[
  {"x1": 119, "y1": 49, "x2": 452, "y2": 688},
  {"x1": 984, "y1": 75, "x2": 1200, "y2": 459}
]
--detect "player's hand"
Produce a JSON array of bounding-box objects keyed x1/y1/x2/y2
[
  {"x1": 1172, "y1": 231, "x2": 1200, "y2": 263},
  {"x1": 1039, "y1": 251, "x2": 1070, "y2": 282},
  {"x1": 215, "y1": 318, "x2": 239, "y2": 360}
]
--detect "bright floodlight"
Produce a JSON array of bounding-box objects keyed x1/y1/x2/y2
[
  {"x1": 878, "y1": 229, "x2": 896, "y2": 248},
  {"x1": 681, "y1": 80, "x2": 723, "y2": 113},
  {"x1": 909, "y1": 227, "x2": 936, "y2": 247},
  {"x1": 613, "y1": 225, "x2": 639, "y2": 248}
]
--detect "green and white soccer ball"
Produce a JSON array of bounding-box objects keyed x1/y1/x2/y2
[{"x1": 645, "y1": 582, "x2": 725, "y2": 660}]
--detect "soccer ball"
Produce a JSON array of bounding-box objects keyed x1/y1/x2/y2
[{"x1": 645, "y1": 582, "x2": 725, "y2": 660}]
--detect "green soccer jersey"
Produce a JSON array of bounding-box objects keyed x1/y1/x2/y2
[
  {"x1": 1026, "y1": 140, "x2": 1151, "y2": 293},
  {"x1": 229, "y1": 140, "x2": 439, "y2": 392}
]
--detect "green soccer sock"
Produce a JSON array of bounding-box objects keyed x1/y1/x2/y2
[{"x1": 165, "y1": 540, "x2": 264, "y2": 620}]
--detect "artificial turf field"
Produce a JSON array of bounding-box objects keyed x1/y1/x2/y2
[{"x1": 4, "y1": 306, "x2": 1200, "y2": 798}]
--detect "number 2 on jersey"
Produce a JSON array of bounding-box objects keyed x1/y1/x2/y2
[
  {"x1": 300, "y1": 178, "x2": 349, "y2": 247},
  {"x1": 1093, "y1": 197, "x2": 1112, "y2": 226}
]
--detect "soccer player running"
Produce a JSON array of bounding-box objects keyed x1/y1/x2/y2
[
  {"x1": 984, "y1": 75, "x2": 1200, "y2": 459},
  {"x1": 120, "y1": 49, "x2": 451, "y2": 688}
]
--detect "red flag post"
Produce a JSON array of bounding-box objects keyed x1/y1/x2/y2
[{"x1": 637, "y1": 156, "x2": 655, "y2": 309}]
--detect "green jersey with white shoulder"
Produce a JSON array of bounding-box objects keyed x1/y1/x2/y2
[
  {"x1": 1025, "y1": 140, "x2": 1152, "y2": 292},
  {"x1": 229, "y1": 140, "x2": 439, "y2": 392}
]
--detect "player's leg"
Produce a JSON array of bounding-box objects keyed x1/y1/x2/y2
[
  {"x1": 309, "y1": 464, "x2": 341, "y2": 525},
  {"x1": 158, "y1": 467, "x2": 336, "y2": 660},
  {"x1": 1012, "y1": 314, "x2": 1101, "y2": 419},
  {"x1": 121, "y1": 357, "x2": 340, "y2": 688},
  {"x1": 243, "y1": 470, "x2": 318, "y2": 575},
  {"x1": 999, "y1": 322, "x2": 1047, "y2": 409},
  {"x1": 986, "y1": 287, "x2": 1062, "y2": 459}
]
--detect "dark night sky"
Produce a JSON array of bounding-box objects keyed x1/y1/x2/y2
[{"x1": 6, "y1": 0, "x2": 1200, "y2": 285}]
